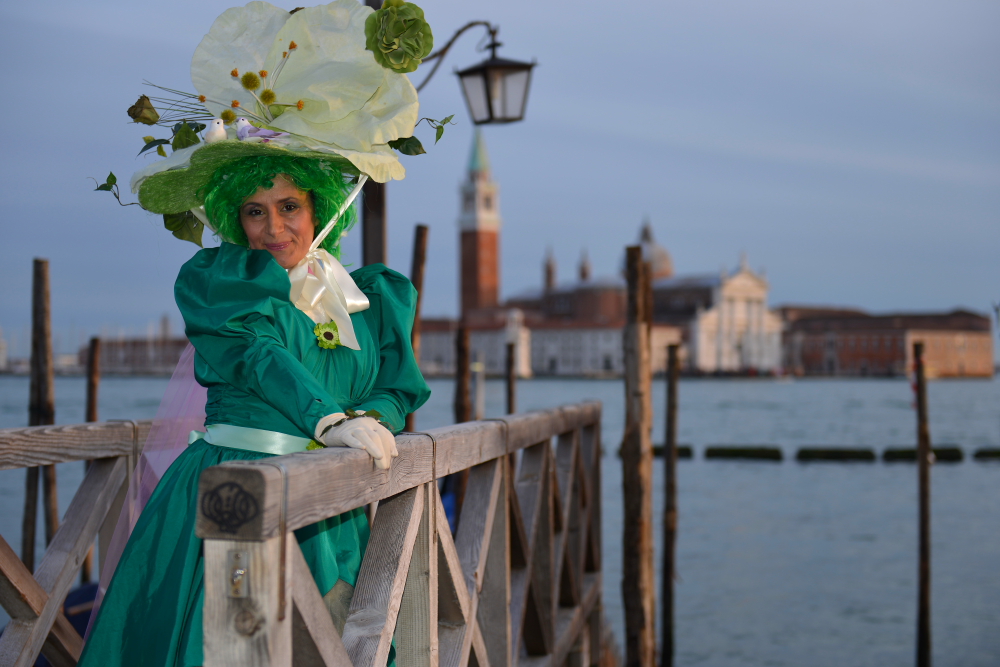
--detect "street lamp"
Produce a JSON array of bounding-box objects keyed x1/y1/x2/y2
[
  {"x1": 455, "y1": 42, "x2": 535, "y2": 125},
  {"x1": 362, "y1": 12, "x2": 536, "y2": 266}
]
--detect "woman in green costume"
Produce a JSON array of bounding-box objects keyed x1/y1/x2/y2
[
  {"x1": 80, "y1": 154, "x2": 428, "y2": 666},
  {"x1": 81, "y1": 1, "x2": 437, "y2": 663}
]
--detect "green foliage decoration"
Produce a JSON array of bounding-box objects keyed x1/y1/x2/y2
[
  {"x1": 163, "y1": 211, "x2": 204, "y2": 246},
  {"x1": 364, "y1": 0, "x2": 434, "y2": 74}
]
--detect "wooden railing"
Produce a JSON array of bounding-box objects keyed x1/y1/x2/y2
[
  {"x1": 0, "y1": 401, "x2": 614, "y2": 667},
  {"x1": 196, "y1": 402, "x2": 611, "y2": 667},
  {"x1": 0, "y1": 420, "x2": 153, "y2": 667}
]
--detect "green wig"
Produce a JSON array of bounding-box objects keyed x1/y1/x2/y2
[{"x1": 201, "y1": 155, "x2": 357, "y2": 259}]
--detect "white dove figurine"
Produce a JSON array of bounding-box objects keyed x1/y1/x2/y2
[
  {"x1": 203, "y1": 119, "x2": 228, "y2": 144},
  {"x1": 235, "y1": 117, "x2": 288, "y2": 143}
]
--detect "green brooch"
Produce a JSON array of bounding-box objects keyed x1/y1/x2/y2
[{"x1": 314, "y1": 322, "x2": 341, "y2": 349}]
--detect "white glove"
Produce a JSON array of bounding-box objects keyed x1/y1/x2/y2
[{"x1": 315, "y1": 412, "x2": 398, "y2": 470}]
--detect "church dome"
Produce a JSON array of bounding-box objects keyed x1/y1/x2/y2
[{"x1": 638, "y1": 221, "x2": 673, "y2": 280}]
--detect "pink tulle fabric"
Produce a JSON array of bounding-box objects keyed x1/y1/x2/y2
[{"x1": 85, "y1": 344, "x2": 206, "y2": 639}]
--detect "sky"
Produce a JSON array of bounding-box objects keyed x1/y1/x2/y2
[{"x1": 0, "y1": 0, "x2": 997, "y2": 355}]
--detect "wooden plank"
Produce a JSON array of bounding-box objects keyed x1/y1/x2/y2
[
  {"x1": 453, "y1": 459, "x2": 503, "y2": 666},
  {"x1": 511, "y1": 443, "x2": 547, "y2": 656},
  {"x1": 0, "y1": 456, "x2": 125, "y2": 667},
  {"x1": 519, "y1": 573, "x2": 601, "y2": 667},
  {"x1": 203, "y1": 536, "x2": 292, "y2": 667},
  {"x1": 0, "y1": 403, "x2": 600, "y2": 474},
  {"x1": 343, "y1": 485, "x2": 424, "y2": 667},
  {"x1": 435, "y1": 491, "x2": 470, "y2": 667},
  {"x1": 471, "y1": 623, "x2": 493, "y2": 667},
  {"x1": 0, "y1": 535, "x2": 83, "y2": 667},
  {"x1": 433, "y1": 422, "x2": 507, "y2": 479},
  {"x1": 40, "y1": 613, "x2": 85, "y2": 667},
  {"x1": 475, "y1": 462, "x2": 510, "y2": 667},
  {"x1": 454, "y1": 459, "x2": 502, "y2": 596},
  {"x1": 396, "y1": 482, "x2": 439, "y2": 667},
  {"x1": 582, "y1": 424, "x2": 602, "y2": 574},
  {"x1": 521, "y1": 445, "x2": 554, "y2": 656},
  {"x1": 98, "y1": 474, "x2": 128, "y2": 578},
  {"x1": 552, "y1": 430, "x2": 579, "y2": 594},
  {"x1": 0, "y1": 535, "x2": 46, "y2": 619},
  {"x1": 290, "y1": 540, "x2": 353, "y2": 667},
  {"x1": 0, "y1": 421, "x2": 153, "y2": 470}
]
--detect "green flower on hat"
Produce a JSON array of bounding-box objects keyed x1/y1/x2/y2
[
  {"x1": 314, "y1": 321, "x2": 341, "y2": 349},
  {"x1": 365, "y1": 0, "x2": 433, "y2": 74}
]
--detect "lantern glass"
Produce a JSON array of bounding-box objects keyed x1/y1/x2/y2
[
  {"x1": 491, "y1": 68, "x2": 531, "y2": 121},
  {"x1": 459, "y1": 71, "x2": 491, "y2": 124},
  {"x1": 457, "y1": 55, "x2": 535, "y2": 124}
]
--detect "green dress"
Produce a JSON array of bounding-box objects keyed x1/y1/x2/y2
[{"x1": 79, "y1": 242, "x2": 430, "y2": 667}]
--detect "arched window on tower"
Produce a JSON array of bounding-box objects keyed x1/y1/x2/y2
[
  {"x1": 483, "y1": 195, "x2": 493, "y2": 210},
  {"x1": 463, "y1": 192, "x2": 475, "y2": 212}
]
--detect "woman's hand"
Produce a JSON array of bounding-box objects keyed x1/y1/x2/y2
[{"x1": 316, "y1": 412, "x2": 398, "y2": 469}]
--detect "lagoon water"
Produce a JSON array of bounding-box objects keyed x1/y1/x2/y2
[{"x1": 1, "y1": 374, "x2": 998, "y2": 665}]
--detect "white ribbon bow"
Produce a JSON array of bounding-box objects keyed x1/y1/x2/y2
[{"x1": 286, "y1": 176, "x2": 370, "y2": 350}]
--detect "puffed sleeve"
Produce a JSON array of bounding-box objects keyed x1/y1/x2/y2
[
  {"x1": 349, "y1": 264, "x2": 431, "y2": 433},
  {"x1": 175, "y1": 243, "x2": 344, "y2": 437}
]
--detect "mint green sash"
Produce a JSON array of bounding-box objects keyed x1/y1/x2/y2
[{"x1": 188, "y1": 424, "x2": 312, "y2": 455}]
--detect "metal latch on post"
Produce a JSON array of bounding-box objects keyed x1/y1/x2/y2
[{"x1": 228, "y1": 550, "x2": 249, "y2": 598}]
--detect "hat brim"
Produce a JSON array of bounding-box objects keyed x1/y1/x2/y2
[{"x1": 136, "y1": 140, "x2": 360, "y2": 215}]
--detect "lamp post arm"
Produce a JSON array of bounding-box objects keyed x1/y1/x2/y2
[{"x1": 416, "y1": 20, "x2": 497, "y2": 92}]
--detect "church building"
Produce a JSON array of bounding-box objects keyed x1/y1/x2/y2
[{"x1": 418, "y1": 132, "x2": 783, "y2": 377}]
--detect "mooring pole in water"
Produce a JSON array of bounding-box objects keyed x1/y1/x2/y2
[
  {"x1": 622, "y1": 246, "x2": 655, "y2": 666},
  {"x1": 79, "y1": 336, "x2": 102, "y2": 583},
  {"x1": 24, "y1": 258, "x2": 58, "y2": 570},
  {"x1": 450, "y1": 323, "x2": 472, "y2": 524},
  {"x1": 405, "y1": 224, "x2": 428, "y2": 432},
  {"x1": 914, "y1": 342, "x2": 932, "y2": 667},
  {"x1": 505, "y1": 342, "x2": 516, "y2": 415},
  {"x1": 661, "y1": 344, "x2": 680, "y2": 667}
]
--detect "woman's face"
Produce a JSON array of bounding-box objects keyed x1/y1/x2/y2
[{"x1": 239, "y1": 175, "x2": 315, "y2": 269}]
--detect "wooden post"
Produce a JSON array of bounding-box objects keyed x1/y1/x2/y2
[
  {"x1": 505, "y1": 342, "x2": 516, "y2": 415},
  {"x1": 24, "y1": 259, "x2": 58, "y2": 569},
  {"x1": 81, "y1": 337, "x2": 101, "y2": 583},
  {"x1": 621, "y1": 246, "x2": 655, "y2": 667},
  {"x1": 454, "y1": 325, "x2": 471, "y2": 424},
  {"x1": 661, "y1": 344, "x2": 679, "y2": 667},
  {"x1": 85, "y1": 337, "x2": 100, "y2": 423},
  {"x1": 360, "y1": 139, "x2": 387, "y2": 264},
  {"x1": 451, "y1": 324, "x2": 472, "y2": 524},
  {"x1": 914, "y1": 342, "x2": 932, "y2": 667},
  {"x1": 505, "y1": 341, "x2": 517, "y2": 484},
  {"x1": 406, "y1": 224, "x2": 429, "y2": 432}
]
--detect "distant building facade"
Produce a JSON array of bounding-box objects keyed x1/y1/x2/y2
[
  {"x1": 781, "y1": 307, "x2": 994, "y2": 378},
  {"x1": 418, "y1": 132, "x2": 781, "y2": 377},
  {"x1": 77, "y1": 316, "x2": 188, "y2": 375},
  {"x1": 652, "y1": 255, "x2": 783, "y2": 374}
]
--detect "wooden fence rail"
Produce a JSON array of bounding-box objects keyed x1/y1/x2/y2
[
  {"x1": 0, "y1": 402, "x2": 613, "y2": 667},
  {"x1": 0, "y1": 420, "x2": 152, "y2": 667},
  {"x1": 196, "y1": 402, "x2": 609, "y2": 667}
]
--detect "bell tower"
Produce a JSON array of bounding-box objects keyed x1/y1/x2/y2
[{"x1": 459, "y1": 130, "x2": 501, "y2": 316}]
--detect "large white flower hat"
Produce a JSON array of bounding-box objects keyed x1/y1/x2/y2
[{"x1": 132, "y1": 0, "x2": 424, "y2": 214}]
